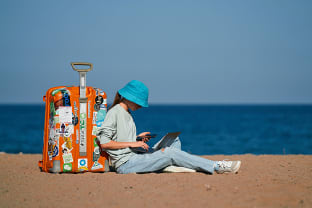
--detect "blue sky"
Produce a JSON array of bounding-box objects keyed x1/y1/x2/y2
[{"x1": 1, "y1": 0, "x2": 311, "y2": 104}]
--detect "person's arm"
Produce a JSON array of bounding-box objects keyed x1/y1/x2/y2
[
  {"x1": 100, "y1": 140, "x2": 149, "y2": 150},
  {"x1": 137, "y1": 132, "x2": 151, "y2": 142}
]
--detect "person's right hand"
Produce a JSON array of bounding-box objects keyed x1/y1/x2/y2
[{"x1": 131, "y1": 141, "x2": 149, "y2": 150}]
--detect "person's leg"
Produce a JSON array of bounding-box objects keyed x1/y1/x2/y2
[
  {"x1": 152, "y1": 137, "x2": 214, "y2": 173},
  {"x1": 162, "y1": 147, "x2": 215, "y2": 173},
  {"x1": 118, "y1": 137, "x2": 240, "y2": 174},
  {"x1": 116, "y1": 150, "x2": 173, "y2": 174},
  {"x1": 117, "y1": 146, "x2": 216, "y2": 174},
  {"x1": 154, "y1": 137, "x2": 197, "y2": 173}
]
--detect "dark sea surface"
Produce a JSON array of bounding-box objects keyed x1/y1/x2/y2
[{"x1": 0, "y1": 104, "x2": 311, "y2": 155}]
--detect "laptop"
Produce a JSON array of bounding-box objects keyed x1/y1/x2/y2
[
  {"x1": 131, "y1": 132, "x2": 181, "y2": 153},
  {"x1": 153, "y1": 132, "x2": 181, "y2": 151}
]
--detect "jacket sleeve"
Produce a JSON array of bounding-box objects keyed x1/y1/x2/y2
[{"x1": 96, "y1": 110, "x2": 117, "y2": 144}]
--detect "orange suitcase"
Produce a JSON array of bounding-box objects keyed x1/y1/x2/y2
[{"x1": 38, "y1": 63, "x2": 109, "y2": 173}]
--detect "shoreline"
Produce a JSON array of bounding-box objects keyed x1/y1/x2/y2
[{"x1": 1, "y1": 154, "x2": 311, "y2": 208}]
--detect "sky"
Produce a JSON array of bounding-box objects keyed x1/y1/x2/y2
[{"x1": 1, "y1": 0, "x2": 311, "y2": 104}]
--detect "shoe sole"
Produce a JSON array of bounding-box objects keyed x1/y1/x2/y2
[
  {"x1": 216, "y1": 161, "x2": 241, "y2": 174},
  {"x1": 232, "y1": 161, "x2": 241, "y2": 173}
]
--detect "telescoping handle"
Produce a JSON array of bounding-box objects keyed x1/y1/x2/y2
[
  {"x1": 71, "y1": 62, "x2": 93, "y2": 103},
  {"x1": 71, "y1": 62, "x2": 93, "y2": 157},
  {"x1": 71, "y1": 62, "x2": 93, "y2": 72}
]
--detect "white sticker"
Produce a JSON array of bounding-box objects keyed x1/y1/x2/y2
[
  {"x1": 78, "y1": 158, "x2": 88, "y2": 171},
  {"x1": 62, "y1": 137, "x2": 73, "y2": 153},
  {"x1": 62, "y1": 153, "x2": 73, "y2": 163},
  {"x1": 92, "y1": 112, "x2": 97, "y2": 124},
  {"x1": 88, "y1": 100, "x2": 91, "y2": 118},
  {"x1": 79, "y1": 103, "x2": 87, "y2": 154},
  {"x1": 59, "y1": 106, "x2": 72, "y2": 124},
  {"x1": 91, "y1": 161, "x2": 103, "y2": 170},
  {"x1": 64, "y1": 125, "x2": 74, "y2": 137},
  {"x1": 92, "y1": 126, "x2": 98, "y2": 136}
]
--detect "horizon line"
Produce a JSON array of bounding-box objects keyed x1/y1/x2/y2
[{"x1": 0, "y1": 102, "x2": 312, "y2": 106}]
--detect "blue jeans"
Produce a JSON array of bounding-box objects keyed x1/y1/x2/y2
[{"x1": 116, "y1": 137, "x2": 216, "y2": 174}]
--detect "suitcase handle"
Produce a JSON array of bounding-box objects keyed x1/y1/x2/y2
[{"x1": 71, "y1": 62, "x2": 93, "y2": 72}]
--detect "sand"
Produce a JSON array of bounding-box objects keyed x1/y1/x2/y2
[{"x1": 0, "y1": 153, "x2": 311, "y2": 208}]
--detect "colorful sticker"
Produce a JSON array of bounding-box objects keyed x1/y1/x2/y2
[
  {"x1": 92, "y1": 126, "x2": 98, "y2": 136},
  {"x1": 95, "y1": 96, "x2": 103, "y2": 105},
  {"x1": 91, "y1": 161, "x2": 103, "y2": 170},
  {"x1": 96, "y1": 110, "x2": 106, "y2": 127},
  {"x1": 50, "y1": 102, "x2": 56, "y2": 117},
  {"x1": 93, "y1": 138, "x2": 99, "y2": 147},
  {"x1": 59, "y1": 106, "x2": 72, "y2": 124},
  {"x1": 62, "y1": 153, "x2": 73, "y2": 163},
  {"x1": 49, "y1": 128, "x2": 59, "y2": 159},
  {"x1": 92, "y1": 112, "x2": 97, "y2": 124},
  {"x1": 62, "y1": 91, "x2": 71, "y2": 106},
  {"x1": 60, "y1": 123, "x2": 66, "y2": 134},
  {"x1": 63, "y1": 163, "x2": 72, "y2": 172},
  {"x1": 78, "y1": 158, "x2": 88, "y2": 171},
  {"x1": 64, "y1": 125, "x2": 74, "y2": 137},
  {"x1": 52, "y1": 145, "x2": 59, "y2": 157},
  {"x1": 73, "y1": 101, "x2": 79, "y2": 126},
  {"x1": 100, "y1": 104, "x2": 106, "y2": 110},
  {"x1": 79, "y1": 110, "x2": 87, "y2": 154},
  {"x1": 62, "y1": 137, "x2": 73, "y2": 154},
  {"x1": 93, "y1": 147, "x2": 100, "y2": 162},
  {"x1": 51, "y1": 88, "x2": 66, "y2": 96}
]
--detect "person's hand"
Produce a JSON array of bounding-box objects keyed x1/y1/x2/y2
[
  {"x1": 137, "y1": 132, "x2": 151, "y2": 137},
  {"x1": 130, "y1": 141, "x2": 149, "y2": 150},
  {"x1": 95, "y1": 138, "x2": 107, "y2": 157},
  {"x1": 137, "y1": 132, "x2": 151, "y2": 142}
]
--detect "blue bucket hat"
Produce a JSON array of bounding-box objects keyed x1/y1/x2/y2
[{"x1": 118, "y1": 80, "x2": 149, "y2": 107}]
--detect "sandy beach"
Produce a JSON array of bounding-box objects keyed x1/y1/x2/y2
[{"x1": 0, "y1": 153, "x2": 311, "y2": 208}]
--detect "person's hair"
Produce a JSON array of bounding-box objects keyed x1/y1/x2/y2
[{"x1": 109, "y1": 92, "x2": 122, "y2": 110}]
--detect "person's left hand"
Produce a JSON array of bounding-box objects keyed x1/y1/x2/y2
[{"x1": 137, "y1": 132, "x2": 151, "y2": 142}]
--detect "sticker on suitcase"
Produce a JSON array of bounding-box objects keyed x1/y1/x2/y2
[
  {"x1": 62, "y1": 136, "x2": 73, "y2": 154},
  {"x1": 78, "y1": 158, "x2": 88, "y2": 171},
  {"x1": 59, "y1": 106, "x2": 72, "y2": 124},
  {"x1": 52, "y1": 88, "x2": 71, "y2": 110},
  {"x1": 91, "y1": 161, "x2": 103, "y2": 170},
  {"x1": 93, "y1": 147, "x2": 100, "y2": 162},
  {"x1": 62, "y1": 153, "x2": 73, "y2": 164},
  {"x1": 63, "y1": 163, "x2": 72, "y2": 172},
  {"x1": 79, "y1": 110, "x2": 87, "y2": 155}
]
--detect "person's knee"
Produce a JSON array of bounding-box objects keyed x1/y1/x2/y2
[
  {"x1": 173, "y1": 137, "x2": 181, "y2": 148},
  {"x1": 163, "y1": 147, "x2": 178, "y2": 157}
]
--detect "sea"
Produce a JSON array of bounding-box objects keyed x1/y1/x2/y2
[{"x1": 0, "y1": 104, "x2": 311, "y2": 155}]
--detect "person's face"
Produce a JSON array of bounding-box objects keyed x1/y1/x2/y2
[{"x1": 127, "y1": 100, "x2": 142, "y2": 111}]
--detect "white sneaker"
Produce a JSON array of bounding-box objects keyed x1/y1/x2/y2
[
  {"x1": 215, "y1": 160, "x2": 241, "y2": 174},
  {"x1": 162, "y1": 165, "x2": 196, "y2": 173}
]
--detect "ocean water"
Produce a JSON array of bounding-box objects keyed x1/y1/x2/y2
[{"x1": 0, "y1": 104, "x2": 311, "y2": 155}]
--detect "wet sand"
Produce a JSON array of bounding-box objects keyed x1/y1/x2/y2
[{"x1": 0, "y1": 153, "x2": 311, "y2": 208}]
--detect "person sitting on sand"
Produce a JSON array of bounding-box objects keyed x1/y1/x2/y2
[{"x1": 96, "y1": 80, "x2": 241, "y2": 174}]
